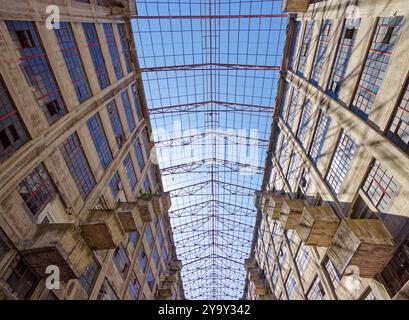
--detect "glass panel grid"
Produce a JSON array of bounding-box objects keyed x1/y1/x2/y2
[
  {"x1": 87, "y1": 113, "x2": 113, "y2": 169},
  {"x1": 54, "y1": 22, "x2": 91, "y2": 103},
  {"x1": 123, "y1": 153, "x2": 137, "y2": 190},
  {"x1": 121, "y1": 89, "x2": 136, "y2": 132},
  {"x1": 109, "y1": 171, "x2": 121, "y2": 198},
  {"x1": 286, "y1": 88, "x2": 301, "y2": 129},
  {"x1": 106, "y1": 99, "x2": 125, "y2": 148},
  {"x1": 288, "y1": 21, "x2": 301, "y2": 71},
  {"x1": 103, "y1": 23, "x2": 124, "y2": 80},
  {"x1": 117, "y1": 24, "x2": 133, "y2": 73},
  {"x1": 311, "y1": 20, "x2": 332, "y2": 86},
  {"x1": 351, "y1": 16, "x2": 403, "y2": 120},
  {"x1": 297, "y1": 20, "x2": 314, "y2": 77},
  {"x1": 309, "y1": 110, "x2": 331, "y2": 166},
  {"x1": 296, "y1": 98, "x2": 313, "y2": 148}
]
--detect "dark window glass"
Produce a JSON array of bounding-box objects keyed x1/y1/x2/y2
[
  {"x1": 6, "y1": 258, "x2": 39, "y2": 299},
  {"x1": 113, "y1": 245, "x2": 130, "y2": 279},
  {"x1": 106, "y1": 100, "x2": 125, "y2": 148},
  {"x1": 297, "y1": 21, "x2": 314, "y2": 77},
  {"x1": 123, "y1": 153, "x2": 137, "y2": 190},
  {"x1": 311, "y1": 20, "x2": 332, "y2": 86},
  {"x1": 121, "y1": 90, "x2": 136, "y2": 132},
  {"x1": 109, "y1": 171, "x2": 121, "y2": 198},
  {"x1": 87, "y1": 113, "x2": 112, "y2": 169},
  {"x1": 117, "y1": 24, "x2": 132, "y2": 73},
  {"x1": 102, "y1": 23, "x2": 123, "y2": 80}
]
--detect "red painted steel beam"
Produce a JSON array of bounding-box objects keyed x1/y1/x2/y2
[
  {"x1": 140, "y1": 63, "x2": 280, "y2": 72},
  {"x1": 130, "y1": 14, "x2": 287, "y2": 19}
]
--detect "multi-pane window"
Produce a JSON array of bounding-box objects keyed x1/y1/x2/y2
[
  {"x1": 106, "y1": 100, "x2": 125, "y2": 148},
  {"x1": 5, "y1": 258, "x2": 39, "y2": 299},
  {"x1": 279, "y1": 137, "x2": 289, "y2": 164},
  {"x1": 123, "y1": 153, "x2": 137, "y2": 191},
  {"x1": 387, "y1": 80, "x2": 409, "y2": 154},
  {"x1": 129, "y1": 231, "x2": 139, "y2": 247},
  {"x1": 324, "y1": 257, "x2": 341, "y2": 289},
  {"x1": 146, "y1": 268, "x2": 155, "y2": 291},
  {"x1": 351, "y1": 16, "x2": 403, "y2": 120},
  {"x1": 286, "y1": 151, "x2": 299, "y2": 191},
  {"x1": 131, "y1": 84, "x2": 143, "y2": 121},
  {"x1": 82, "y1": 23, "x2": 110, "y2": 90},
  {"x1": 0, "y1": 78, "x2": 29, "y2": 158},
  {"x1": 297, "y1": 20, "x2": 314, "y2": 77},
  {"x1": 152, "y1": 246, "x2": 159, "y2": 267},
  {"x1": 307, "y1": 277, "x2": 326, "y2": 300},
  {"x1": 328, "y1": 19, "x2": 360, "y2": 99},
  {"x1": 6, "y1": 21, "x2": 66, "y2": 123},
  {"x1": 286, "y1": 88, "x2": 301, "y2": 129},
  {"x1": 117, "y1": 24, "x2": 133, "y2": 73},
  {"x1": 279, "y1": 81, "x2": 290, "y2": 120},
  {"x1": 54, "y1": 22, "x2": 91, "y2": 103},
  {"x1": 157, "y1": 228, "x2": 164, "y2": 248},
  {"x1": 17, "y1": 164, "x2": 56, "y2": 216},
  {"x1": 137, "y1": 245, "x2": 148, "y2": 272},
  {"x1": 143, "y1": 175, "x2": 150, "y2": 193},
  {"x1": 109, "y1": 171, "x2": 121, "y2": 198},
  {"x1": 271, "y1": 266, "x2": 279, "y2": 287},
  {"x1": 78, "y1": 259, "x2": 100, "y2": 294},
  {"x1": 309, "y1": 110, "x2": 332, "y2": 166},
  {"x1": 87, "y1": 113, "x2": 112, "y2": 169},
  {"x1": 121, "y1": 90, "x2": 136, "y2": 132},
  {"x1": 311, "y1": 20, "x2": 332, "y2": 86},
  {"x1": 278, "y1": 245, "x2": 287, "y2": 269},
  {"x1": 145, "y1": 225, "x2": 154, "y2": 248},
  {"x1": 102, "y1": 23, "x2": 123, "y2": 80},
  {"x1": 296, "y1": 98, "x2": 313, "y2": 147},
  {"x1": 61, "y1": 132, "x2": 96, "y2": 198},
  {"x1": 162, "y1": 246, "x2": 168, "y2": 263},
  {"x1": 295, "y1": 243, "x2": 310, "y2": 276},
  {"x1": 133, "y1": 138, "x2": 145, "y2": 172},
  {"x1": 288, "y1": 21, "x2": 302, "y2": 71},
  {"x1": 325, "y1": 131, "x2": 358, "y2": 195},
  {"x1": 285, "y1": 271, "x2": 297, "y2": 299},
  {"x1": 113, "y1": 245, "x2": 130, "y2": 279},
  {"x1": 362, "y1": 160, "x2": 400, "y2": 212},
  {"x1": 128, "y1": 272, "x2": 140, "y2": 300},
  {"x1": 97, "y1": 280, "x2": 118, "y2": 300}
]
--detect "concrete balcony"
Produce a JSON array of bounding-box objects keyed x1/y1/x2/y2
[
  {"x1": 152, "y1": 192, "x2": 171, "y2": 215},
  {"x1": 169, "y1": 259, "x2": 183, "y2": 272},
  {"x1": 327, "y1": 219, "x2": 395, "y2": 278},
  {"x1": 266, "y1": 194, "x2": 289, "y2": 220},
  {"x1": 136, "y1": 198, "x2": 155, "y2": 222},
  {"x1": 156, "y1": 280, "x2": 173, "y2": 299},
  {"x1": 115, "y1": 201, "x2": 139, "y2": 232},
  {"x1": 279, "y1": 199, "x2": 308, "y2": 230},
  {"x1": 296, "y1": 205, "x2": 340, "y2": 247},
  {"x1": 244, "y1": 258, "x2": 258, "y2": 270},
  {"x1": 20, "y1": 224, "x2": 92, "y2": 281},
  {"x1": 80, "y1": 209, "x2": 125, "y2": 250},
  {"x1": 282, "y1": 0, "x2": 310, "y2": 13},
  {"x1": 253, "y1": 278, "x2": 269, "y2": 296}
]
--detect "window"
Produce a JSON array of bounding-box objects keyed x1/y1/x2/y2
[
  {"x1": 150, "y1": 166, "x2": 158, "y2": 191},
  {"x1": 286, "y1": 88, "x2": 301, "y2": 129},
  {"x1": 146, "y1": 268, "x2": 155, "y2": 291},
  {"x1": 297, "y1": 21, "x2": 314, "y2": 77},
  {"x1": 145, "y1": 225, "x2": 154, "y2": 248},
  {"x1": 113, "y1": 245, "x2": 130, "y2": 279},
  {"x1": 279, "y1": 137, "x2": 289, "y2": 164},
  {"x1": 285, "y1": 271, "x2": 297, "y2": 299},
  {"x1": 102, "y1": 23, "x2": 123, "y2": 80},
  {"x1": 121, "y1": 90, "x2": 136, "y2": 132},
  {"x1": 296, "y1": 98, "x2": 313, "y2": 148},
  {"x1": 17, "y1": 164, "x2": 56, "y2": 216},
  {"x1": 271, "y1": 266, "x2": 279, "y2": 287},
  {"x1": 123, "y1": 153, "x2": 137, "y2": 190},
  {"x1": 309, "y1": 110, "x2": 332, "y2": 166},
  {"x1": 106, "y1": 100, "x2": 125, "y2": 148},
  {"x1": 324, "y1": 257, "x2": 341, "y2": 289},
  {"x1": 61, "y1": 133, "x2": 95, "y2": 198},
  {"x1": 78, "y1": 258, "x2": 100, "y2": 294},
  {"x1": 117, "y1": 24, "x2": 133, "y2": 73},
  {"x1": 295, "y1": 243, "x2": 310, "y2": 276},
  {"x1": 387, "y1": 79, "x2": 409, "y2": 154},
  {"x1": 328, "y1": 19, "x2": 360, "y2": 99},
  {"x1": 152, "y1": 246, "x2": 159, "y2": 267},
  {"x1": 278, "y1": 245, "x2": 287, "y2": 268},
  {"x1": 288, "y1": 21, "x2": 301, "y2": 71},
  {"x1": 129, "y1": 231, "x2": 139, "y2": 247},
  {"x1": 157, "y1": 228, "x2": 164, "y2": 248},
  {"x1": 311, "y1": 20, "x2": 332, "y2": 86},
  {"x1": 82, "y1": 23, "x2": 110, "y2": 90},
  {"x1": 143, "y1": 175, "x2": 150, "y2": 193},
  {"x1": 137, "y1": 245, "x2": 148, "y2": 272},
  {"x1": 362, "y1": 160, "x2": 400, "y2": 212},
  {"x1": 128, "y1": 272, "x2": 140, "y2": 300},
  {"x1": 54, "y1": 22, "x2": 91, "y2": 103},
  {"x1": 133, "y1": 138, "x2": 145, "y2": 172},
  {"x1": 300, "y1": 169, "x2": 312, "y2": 194},
  {"x1": 279, "y1": 81, "x2": 290, "y2": 120},
  {"x1": 351, "y1": 16, "x2": 403, "y2": 120},
  {"x1": 97, "y1": 279, "x2": 118, "y2": 300},
  {"x1": 325, "y1": 131, "x2": 358, "y2": 195},
  {"x1": 6, "y1": 21, "x2": 66, "y2": 124},
  {"x1": 162, "y1": 246, "x2": 168, "y2": 263},
  {"x1": 286, "y1": 151, "x2": 299, "y2": 191},
  {"x1": 109, "y1": 171, "x2": 122, "y2": 198},
  {"x1": 87, "y1": 113, "x2": 112, "y2": 169},
  {"x1": 307, "y1": 277, "x2": 326, "y2": 300},
  {"x1": 0, "y1": 77, "x2": 29, "y2": 158},
  {"x1": 131, "y1": 84, "x2": 143, "y2": 121},
  {"x1": 5, "y1": 258, "x2": 39, "y2": 299}
]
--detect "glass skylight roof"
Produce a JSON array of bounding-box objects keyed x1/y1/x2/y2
[{"x1": 131, "y1": 0, "x2": 287, "y2": 300}]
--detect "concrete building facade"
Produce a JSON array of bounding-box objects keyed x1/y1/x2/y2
[
  {"x1": 245, "y1": 0, "x2": 409, "y2": 300},
  {"x1": 0, "y1": 0, "x2": 184, "y2": 300}
]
